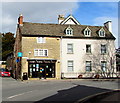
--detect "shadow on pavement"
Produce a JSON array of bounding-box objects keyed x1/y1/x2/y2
[
  {"x1": 79, "y1": 90, "x2": 120, "y2": 103},
  {"x1": 34, "y1": 84, "x2": 113, "y2": 103}
]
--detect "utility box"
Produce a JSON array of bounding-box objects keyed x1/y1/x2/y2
[{"x1": 23, "y1": 72, "x2": 28, "y2": 80}]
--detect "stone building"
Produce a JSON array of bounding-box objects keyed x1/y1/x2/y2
[{"x1": 14, "y1": 14, "x2": 116, "y2": 80}]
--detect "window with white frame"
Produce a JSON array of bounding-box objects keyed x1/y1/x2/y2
[
  {"x1": 86, "y1": 61, "x2": 92, "y2": 72},
  {"x1": 37, "y1": 37, "x2": 46, "y2": 43},
  {"x1": 67, "y1": 60, "x2": 74, "y2": 72},
  {"x1": 34, "y1": 49, "x2": 48, "y2": 56},
  {"x1": 86, "y1": 44, "x2": 91, "y2": 53},
  {"x1": 99, "y1": 28, "x2": 105, "y2": 37},
  {"x1": 67, "y1": 43, "x2": 73, "y2": 53},
  {"x1": 101, "y1": 61, "x2": 107, "y2": 72},
  {"x1": 84, "y1": 27, "x2": 91, "y2": 36},
  {"x1": 65, "y1": 26, "x2": 73, "y2": 35},
  {"x1": 101, "y1": 44, "x2": 107, "y2": 54}
]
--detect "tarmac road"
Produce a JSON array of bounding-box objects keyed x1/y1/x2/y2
[{"x1": 1, "y1": 77, "x2": 120, "y2": 103}]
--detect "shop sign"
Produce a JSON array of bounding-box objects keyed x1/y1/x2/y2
[{"x1": 28, "y1": 60, "x2": 56, "y2": 63}]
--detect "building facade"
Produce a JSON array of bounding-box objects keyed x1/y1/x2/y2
[{"x1": 14, "y1": 14, "x2": 117, "y2": 80}]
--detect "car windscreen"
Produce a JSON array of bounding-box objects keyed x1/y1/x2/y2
[{"x1": 0, "y1": 68, "x2": 9, "y2": 72}]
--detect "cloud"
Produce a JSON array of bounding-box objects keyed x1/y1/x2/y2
[
  {"x1": 1, "y1": 2, "x2": 79, "y2": 33},
  {"x1": 93, "y1": 16, "x2": 118, "y2": 47}
]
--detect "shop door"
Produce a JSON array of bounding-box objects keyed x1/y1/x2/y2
[{"x1": 40, "y1": 64, "x2": 55, "y2": 78}]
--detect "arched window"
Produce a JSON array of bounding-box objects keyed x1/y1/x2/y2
[
  {"x1": 65, "y1": 26, "x2": 73, "y2": 35},
  {"x1": 84, "y1": 27, "x2": 91, "y2": 36},
  {"x1": 99, "y1": 28, "x2": 105, "y2": 37}
]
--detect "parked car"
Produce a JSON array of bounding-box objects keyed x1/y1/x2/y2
[{"x1": 0, "y1": 68, "x2": 11, "y2": 77}]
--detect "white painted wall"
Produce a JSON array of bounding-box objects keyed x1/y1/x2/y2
[{"x1": 61, "y1": 38, "x2": 116, "y2": 78}]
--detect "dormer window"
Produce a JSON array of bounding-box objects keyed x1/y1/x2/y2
[
  {"x1": 84, "y1": 27, "x2": 91, "y2": 37},
  {"x1": 65, "y1": 26, "x2": 73, "y2": 35},
  {"x1": 99, "y1": 28, "x2": 105, "y2": 37}
]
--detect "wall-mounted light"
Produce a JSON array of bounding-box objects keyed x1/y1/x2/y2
[{"x1": 29, "y1": 52, "x2": 31, "y2": 54}]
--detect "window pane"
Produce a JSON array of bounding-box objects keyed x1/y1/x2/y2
[
  {"x1": 86, "y1": 45, "x2": 91, "y2": 53},
  {"x1": 34, "y1": 49, "x2": 38, "y2": 56},
  {"x1": 101, "y1": 45, "x2": 106, "y2": 54},
  {"x1": 66, "y1": 29, "x2": 73, "y2": 35},
  {"x1": 100, "y1": 31, "x2": 104, "y2": 36},
  {"x1": 101, "y1": 61, "x2": 107, "y2": 72},
  {"x1": 67, "y1": 30, "x2": 69, "y2": 34},
  {"x1": 68, "y1": 61, "x2": 73, "y2": 72},
  {"x1": 68, "y1": 67, "x2": 73, "y2": 71},
  {"x1": 86, "y1": 67, "x2": 90, "y2": 71},
  {"x1": 67, "y1": 44, "x2": 73, "y2": 53},
  {"x1": 84, "y1": 29, "x2": 91, "y2": 36},
  {"x1": 37, "y1": 37, "x2": 45, "y2": 43},
  {"x1": 44, "y1": 50, "x2": 48, "y2": 56},
  {"x1": 39, "y1": 50, "x2": 43, "y2": 56},
  {"x1": 86, "y1": 61, "x2": 91, "y2": 71}
]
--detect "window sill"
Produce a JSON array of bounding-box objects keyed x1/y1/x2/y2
[
  {"x1": 67, "y1": 53, "x2": 74, "y2": 54},
  {"x1": 86, "y1": 53, "x2": 92, "y2": 55},
  {"x1": 101, "y1": 53, "x2": 107, "y2": 55},
  {"x1": 37, "y1": 42, "x2": 46, "y2": 43},
  {"x1": 86, "y1": 71, "x2": 92, "y2": 72}
]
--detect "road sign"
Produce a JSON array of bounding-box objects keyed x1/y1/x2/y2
[
  {"x1": 16, "y1": 58, "x2": 20, "y2": 63},
  {"x1": 17, "y1": 52, "x2": 23, "y2": 57}
]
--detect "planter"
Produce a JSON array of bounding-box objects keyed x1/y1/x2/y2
[
  {"x1": 78, "y1": 74, "x2": 83, "y2": 79},
  {"x1": 95, "y1": 74, "x2": 100, "y2": 79}
]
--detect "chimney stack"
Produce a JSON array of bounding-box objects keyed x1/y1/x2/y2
[
  {"x1": 104, "y1": 21, "x2": 112, "y2": 33},
  {"x1": 58, "y1": 15, "x2": 64, "y2": 24},
  {"x1": 18, "y1": 14, "x2": 23, "y2": 26}
]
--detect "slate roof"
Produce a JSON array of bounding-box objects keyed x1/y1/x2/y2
[{"x1": 20, "y1": 22, "x2": 115, "y2": 40}]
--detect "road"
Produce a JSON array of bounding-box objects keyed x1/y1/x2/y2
[{"x1": 1, "y1": 77, "x2": 120, "y2": 103}]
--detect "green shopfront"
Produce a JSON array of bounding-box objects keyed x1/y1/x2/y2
[{"x1": 27, "y1": 59, "x2": 56, "y2": 78}]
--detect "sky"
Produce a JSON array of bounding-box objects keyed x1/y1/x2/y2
[{"x1": 0, "y1": 1, "x2": 119, "y2": 47}]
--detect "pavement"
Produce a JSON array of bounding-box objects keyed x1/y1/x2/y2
[
  {"x1": 76, "y1": 90, "x2": 120, "y2": 103},
  {"x1": 1, "y1": 77, "x2": 120, "y2": 103}
]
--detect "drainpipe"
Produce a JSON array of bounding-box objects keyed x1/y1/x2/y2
[{"x1": 60, "y1": 36, "x2": 63, "y2": 79}]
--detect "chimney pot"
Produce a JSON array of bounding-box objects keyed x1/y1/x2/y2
[
  {"x1": 18, "y1": 14, "x2": 23, "y2": 26},
  {"x1": 58, "y1": 15, "x2": 64, "y2": 24}
]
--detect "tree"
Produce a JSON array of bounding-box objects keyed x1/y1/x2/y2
[
  {"x1": 0, "y1": 33, "x2": 2, "y2": 61},
  {"x1": 84, "y1": 40, "x2": 117, "y2": 78},
  {"x1": 116, "y1": 47, "x2": 120, "y2": 72},
  {"x1": 2, "y1": 32, "x2": 15, "y2": 61}
]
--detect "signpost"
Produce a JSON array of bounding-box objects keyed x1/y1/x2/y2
[{"x1": 16, "y1": 52, "x2": 23, "y2": 63}]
